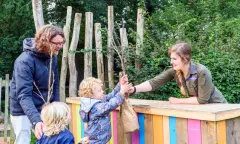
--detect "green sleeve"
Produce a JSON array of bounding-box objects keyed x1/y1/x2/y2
[
  {"x1": 148, "y1": 68, "x2": 175, "y2": 91},
  {"x1": 197, "y1": 68, "x2": 214, "y2": 104}
]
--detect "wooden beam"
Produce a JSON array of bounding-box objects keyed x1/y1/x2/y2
[
  {"x1": 107, "y1": 6, "x2": 114, "y2": 89},
  {"x1": 60, "y1": 6, "x2": 72, "y2": 102},
  {"x1": 4, "y1": 74, "x2": 9, "y2": 143},
  {"x1": 68, "y1": 13, "x2": 82, "y2": 97},
  {"x1": 32, "y1": 0, "x2": 44, "y2": 31},
  {"x1": 84, "y1": 12, "x2": 93, "y2": 78},
  {"x1": 94, "y1": 23, "x2": 105, "y2": 88},
  {"x1": 135, "y1": 8, "x2": 144, "y2": 70},
  {"x1": 66, "y1": 98, "x2": 240, "y2": 121}
]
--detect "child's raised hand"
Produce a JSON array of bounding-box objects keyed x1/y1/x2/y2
[
  {"x1": 120, "y1": 83, "x2": 132, "y2": 96},
  {"x1": 81, "y1": 137, "x2": 89, "y2": 144},
  {"x1": 119, "y1": 75, "x2": 128, "y2": 86}
]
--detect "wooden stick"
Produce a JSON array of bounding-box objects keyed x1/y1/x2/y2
[
  {"x1": 108, "y1": 6, "x2": 114, "y2": 89},
  {"x1": 135, "y1": 8, "x2": 144, "y2": 70},
  {"x1": 94, "y1": 23, "x2": 105, "y2": 88},
  {"x1": 4, "y1": 74, "x2": 9, "y2": 143},
  {"x1": 68, "y1": 13, "x2": 82, "y2": 97},
  {"x1": 32, "y1": 0, "x2": 44, "y2": 31},
  {"x1": 120, "y1": 28, "x2": 128, "y2": 75},
  {"x1": 60, "y1": 6, "x2": 72, "y2": 102},
  {"x1": 84, "y1": 12, "x2": 93, "y2": 78}
]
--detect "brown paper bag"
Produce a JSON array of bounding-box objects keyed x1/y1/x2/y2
[{"x1": 120, "y1": 98, "x2": 139, "y2": 133}]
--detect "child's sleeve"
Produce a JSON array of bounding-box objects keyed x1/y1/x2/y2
[
  {"x1": 94, "y1": 92, "x2": 124, "y2": 116},
  {"x1": 103, "y1": 84, "x2": 121, "y2": 101}
]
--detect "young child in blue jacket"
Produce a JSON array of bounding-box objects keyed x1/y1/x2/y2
[
  {"x1": 37, "y1": 102, "x2": 74, "y2": 144},
  {"x1": 79, "y1": 76, "x2": 131, "y2": 144}
]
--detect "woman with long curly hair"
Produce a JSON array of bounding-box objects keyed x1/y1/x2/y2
[
  {"x1": 10, "y1": 25, "x2": 65, "y2": 144},
  {"x1": 130, "y1": 42, "x2": 227, "y2": 104}
]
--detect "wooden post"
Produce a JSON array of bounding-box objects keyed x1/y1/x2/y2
[
  {"x1": 32, "y1": 0, "x2": 44, "y2": 31},
  {"x1": 94, "y1": 23, "x2": 105, "y2": 87},
  {"x1": 4, "y1": 74, "x2": 9, "y2": 143},
  {"x1": 0, "y1": 78, "x2": 2, "y2": 115},
  {"x1": 60, "y1": 6, "x2": 72, "y2": 102},
  {"x1": 120, "y1": 28, "x2": 128, "y2": 74},
  {"x1": 84, "y1": 12, "x2": 93, "y2": 78},
  {"x1": 108, "y1": 6, "x2": 114, "y2": 89},
  {"x1": 135, "y1": 8, "x2": 144, "y2": 70},
  {"x1": 68, "y1": 13, "x2": 82, "y2": 97}
]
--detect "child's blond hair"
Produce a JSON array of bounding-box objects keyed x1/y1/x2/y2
[
  {"x1": 78, "y1": 77, "x2": 102, "y2": 98},
  {"x1": 41, "y1": 102, "x2": 70, "y2": 136}
]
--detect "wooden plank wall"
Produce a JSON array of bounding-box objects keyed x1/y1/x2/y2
[{"x1": 69, "y1": 103, "x2": 240, "y2": 144}]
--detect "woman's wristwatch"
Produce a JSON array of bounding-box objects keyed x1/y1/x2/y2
[{"x1": 130, "y1": 86, "x2": 136, "y2": 96}]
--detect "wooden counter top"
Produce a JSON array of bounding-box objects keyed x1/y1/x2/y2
[{"x1": 66, "y1": 97, "x2": 240, "y2": 121}]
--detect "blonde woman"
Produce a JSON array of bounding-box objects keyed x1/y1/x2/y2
[
  {"x1": 130, "y1": 42, "x2": 227, "y2": 104},
  {"x1": 37, "y1": 102, "x2": 74, "y2": 144},
  {"x1": 10, "y1": 25, "x2": 65, "y2": 144}
]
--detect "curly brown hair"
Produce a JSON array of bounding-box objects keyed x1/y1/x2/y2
[{"x1": 35, "y1": 25, "x2": 65, "y2": 54}]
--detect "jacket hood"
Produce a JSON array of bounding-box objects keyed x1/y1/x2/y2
[
  {"x1": 23, "y1": 38, "x2": 50, "y2": 59},
  {"x1": 80, "y1": 97, "x2": 101, "y2": 122},
  {"x1": 23, "y1": 38, "x2": 37, "y2": 52}
]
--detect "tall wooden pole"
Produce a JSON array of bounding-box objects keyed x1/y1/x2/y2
[
  {"x1": 84, "y1": 12, "x2": 93, "y2": 78},
  {"x1": 60, "y1": 6, "x2": 72, "y2": 101},
  {"x1": 68, "y1": 13, "x2": 82, "y2": 97},
  {"x1": 135, "y1": 8, "x2": 144, "y2": 70},
  {"x1": 4, "y1": 74, "x2": 9, "y2": 143},
  {"x1": 108, "y1": 6, "x2": 114, "y2": 89},
  {"x1": 94, "y1": 23, "x2": 105, "y2": 88},
  {"x1": 32, "y1": 0, "x2": 44, "y2": 31}
]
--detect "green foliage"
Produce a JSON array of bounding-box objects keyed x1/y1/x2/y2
[{"x1": 0, "y1": 0, "x2": 35, "y2": 77}]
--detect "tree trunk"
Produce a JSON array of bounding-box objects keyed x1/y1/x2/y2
[
  {"x1": 68, "y1": 13, "x2": 82, "y2": 97},
  {"x1": 108, "y1": 6, "x2": 114, "y2": 89},
  {"x1": 94, "y1": 23, "x2": 105, "y2": 88},
  {"x1": 60, "y1": 6, "x2": 72, "y2": 102},
  {"x1": 84, "y1": 12, "x2": 93, "y2": 78},
  {"x1": 135, "y1": 8, "x2": 144, "y2": 71},
  {"x1": 120, "y1": 28, "x2": 128, "y2": 75},
  {"x1": 32, "y1": 0, "x2": 44, "y2": 31},
  {"x1": 4, "y1": 74, "x2": 9, "y2": 143}
]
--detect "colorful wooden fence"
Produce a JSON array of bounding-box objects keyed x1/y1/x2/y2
[{"x1": 67, "y1": 98, "x2": 240, "y2": 144}]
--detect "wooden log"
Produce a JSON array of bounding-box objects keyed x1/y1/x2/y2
[
  {"x1": 119, "y1": 28, "x2": 128, "y2": 74},
  {"x1": 135, "y1": 8, "x2": 144, "y2": 70},
  {"x1": 68, "y1": 13, "x2": 82, "y2": 97},
  {"x1": 60, "y1": 6, "x2": 72, "y2": 102},
  {"x1": 94, "y1": 23, "x2": 105, "y2": 88},
  {"x1": 107, "y1": 6, "x2": 114, "y2": 89},
  {"x1": 32, "y1": 0, "x2": 44, "y2": 31},
  {"x1": 84, "y1": 12, "x2": 93, "y2": 78},
  {"x1": 4, "y1": 74, "x2": 9, "y2": 143}
]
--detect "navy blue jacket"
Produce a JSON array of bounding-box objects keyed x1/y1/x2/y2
[
  {"x1": 36, "y1": 129, "x2": 74, "y2": 144},
  {"x1": 10, "y1": 38, "x2": 59, "y2": 125}
]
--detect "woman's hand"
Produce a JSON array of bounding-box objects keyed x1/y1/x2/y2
[
  {"x1": 120, "y1": 83, "x2": 132, "y2": 96},
  {"x1": 81, "y1": 137, "x2": 90, "y2": 144}
]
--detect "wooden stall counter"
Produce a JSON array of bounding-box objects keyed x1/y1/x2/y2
[{"x1": 67, "y1": 97, "x2": 240, "y2": 144}]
